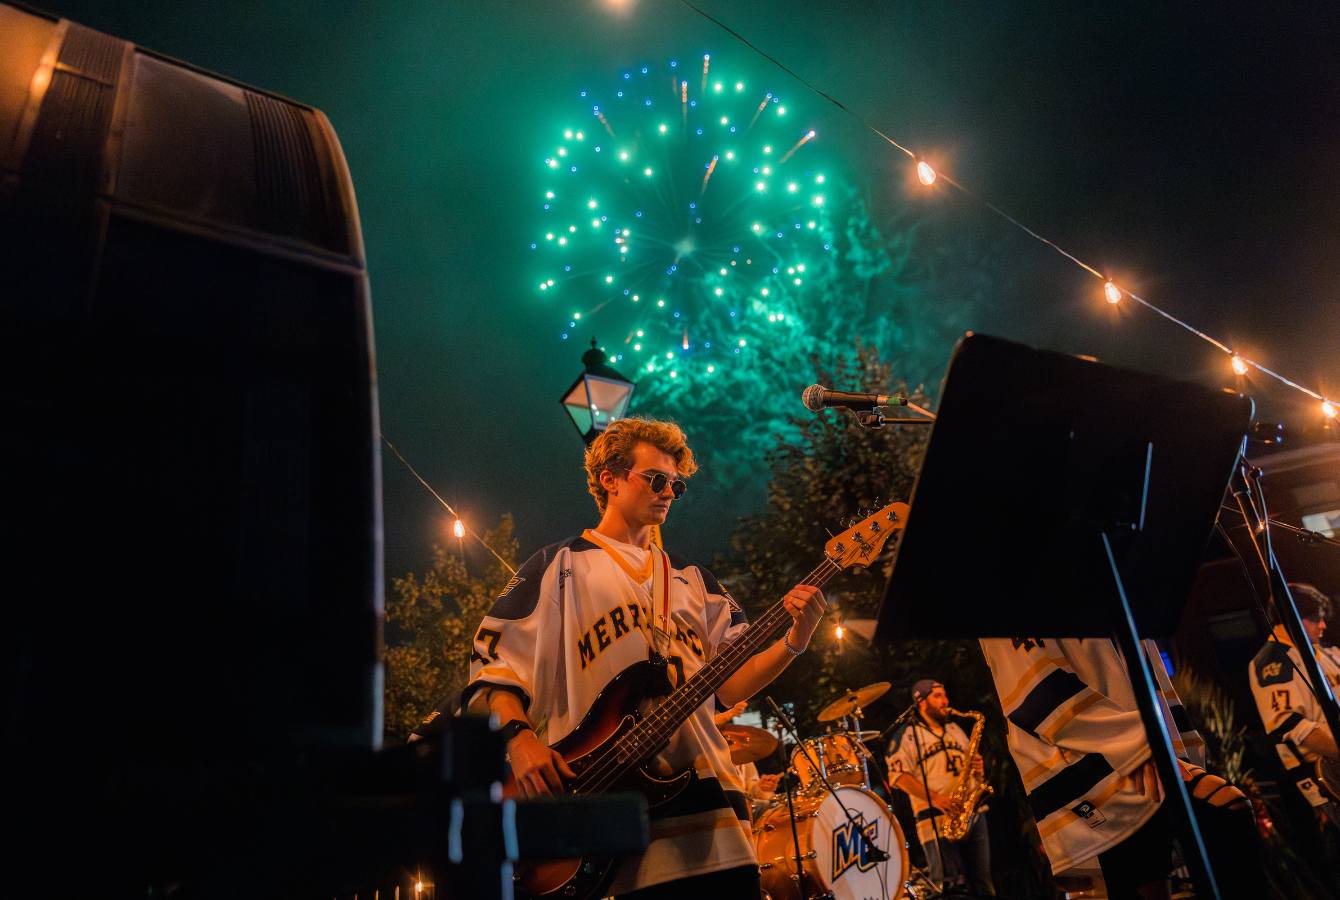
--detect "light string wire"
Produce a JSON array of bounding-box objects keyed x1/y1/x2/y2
[
  {"x1": 381, "y1": 434, "x2": 518, "y2": 576},
  {"x1": 675, "y1": 0, "x2": 1335, "y2": 411}
]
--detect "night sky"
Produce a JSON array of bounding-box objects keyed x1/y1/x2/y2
[{"x1": 36, "y1": 0, "x2": 1340, "y2": 581}]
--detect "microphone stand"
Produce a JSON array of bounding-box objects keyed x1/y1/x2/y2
[{"x1": 766, "y1": 697, "x2": 889, "y2": 866}]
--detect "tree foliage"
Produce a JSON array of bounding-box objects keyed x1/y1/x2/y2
[{"x1": 382, "y1": 515, "x2": 518, "y2": 743}]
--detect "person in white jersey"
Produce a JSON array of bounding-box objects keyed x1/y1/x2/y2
[
  {"x1": 462, "y1": 417, "x2": 826, "y2": 899},
  {"x1": 1248, "y1": 582, "x2": 1340, "y2": 882},
  {"x1": 885, "y1": 679, "x2": 995, "y2": 896}
]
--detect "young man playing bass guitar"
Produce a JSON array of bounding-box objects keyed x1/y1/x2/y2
[{"x1": 462, "y1": 417, "x2": 826, "y2": 899}]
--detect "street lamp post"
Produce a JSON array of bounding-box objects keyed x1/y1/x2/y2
[{"x1": 559, "y1": 338, "x2": 636, "y2": 446}]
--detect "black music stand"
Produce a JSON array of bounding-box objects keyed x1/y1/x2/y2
[{"x1": 878, "y1": 334, "x2": 1254, "y2": 900}]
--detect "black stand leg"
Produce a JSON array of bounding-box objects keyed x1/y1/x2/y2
[{"x1": 1102, "y1": 533, "x2": 1221, "y2": 900}]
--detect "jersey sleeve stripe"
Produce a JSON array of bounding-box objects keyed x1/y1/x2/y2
[
  {"x1": 1025, "y1": 750, "x2": 1116, "y2": 821},
  {"x1": 997, "y1": 654, "x2": 1071, "y2": 710},
  {"x1": 1009, "y1": 668, "x2": 1091, "y2": 734},
  {"x1": 1267, "y1": 711, "x2": 1305, "y2": 743},
  {"x1": 1035, "y1": 691, "x2": 1105, "y2": 743}
]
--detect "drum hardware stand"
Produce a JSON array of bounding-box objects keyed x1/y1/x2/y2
[
  {"x1": 779, "y1": 764, "x2": 809, "y2": 895},
  {"x1": 766, "y1": 698, "x2": 889, "y2": 867}
]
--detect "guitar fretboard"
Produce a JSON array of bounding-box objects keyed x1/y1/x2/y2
[{"x1": 572, "y1": 555, "x2": 844, "y2": 793}]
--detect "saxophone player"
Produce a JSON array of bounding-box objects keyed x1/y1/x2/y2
[{"x1": 886, "y1": 680, "x2": 996, "y2": 896}]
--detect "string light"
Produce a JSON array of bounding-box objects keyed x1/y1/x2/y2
[
  {"x1": 675, "y1": 0, "x2": 1335, "y2": 417},
  {"x1": 381, "y1": 436, "x2": 517, "y2": 576},
  {"x1": 1231, "y1": 354, "x2": 1248, "y2": 376}
]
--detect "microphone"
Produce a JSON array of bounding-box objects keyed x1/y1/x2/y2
[{"x1": 802, "y1": 384, "x2": 907, "y2": 412}]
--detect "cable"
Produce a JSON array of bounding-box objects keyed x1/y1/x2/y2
[{"x1": 381, "y1": 434, "x2": 518, "y2": 576}]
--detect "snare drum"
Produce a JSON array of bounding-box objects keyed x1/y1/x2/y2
[
  {"x1": 753, "y1": 786, "x2": 908, "y2": 900},
  {"x1": 791, "y1": 733, "x2": 868, "y2": 789}
]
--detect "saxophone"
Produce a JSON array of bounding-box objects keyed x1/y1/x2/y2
[{"x1": 940, "y1": 708, "x2": 992, "y2": 841}]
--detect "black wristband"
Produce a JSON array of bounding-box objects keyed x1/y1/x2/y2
[{"x1": 497, "y1": 719, "x2": 534, "y2": 745}]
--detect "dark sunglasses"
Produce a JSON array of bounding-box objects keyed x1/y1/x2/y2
[{"x1": 629, "y1": 469, "x2": 687, "y2": 499}]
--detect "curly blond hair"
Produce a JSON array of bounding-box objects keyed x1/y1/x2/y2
[{"x1": 585, "y1": 417, "x2": 698, "y2": 514}]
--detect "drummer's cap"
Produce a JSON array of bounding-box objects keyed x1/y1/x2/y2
[{"x1": 911, "y1": 679, "x2": 944, "y2": 703}]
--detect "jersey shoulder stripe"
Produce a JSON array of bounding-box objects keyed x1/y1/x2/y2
[
  {"x1": 1253, "y1": 640, "x2": 1295, "y2": 687},
  {"x1": 488, "y1": 536, "x2": 591, "y2": 620},
  {"x1": 668, "y1": 556, "x2": 748, "y2": 626},
  {"x1": 1009, "y1": 667, "x2": 1089, "y2": 734},
  {"x1": 1026, "y1": 750, "x2": 1116, "y2": 821}
]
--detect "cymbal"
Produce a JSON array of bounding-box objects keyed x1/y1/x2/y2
[
  {"x1": 719, "y1": 724, "x2": 779, "y2": 766},
  {"x1": 855, "y1": 730, "x2": 880, "y2": 741},
  {"x1": 817, "y1": 682, "x2": 891, "y2": 722}
]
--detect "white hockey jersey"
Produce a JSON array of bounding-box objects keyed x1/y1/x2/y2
[
  {"x1": 462, "y1": 530, "x2": 754, "y2": 893},
  {"x1": 1249, "y1": 625, "x2": 1340, "y2": 808},
  {"x1": 885, "y1": 717, "x2": 974, "y2": 844},
  {"x1": 979, "y1": 637, "x2": 1204, "y2": 872}
]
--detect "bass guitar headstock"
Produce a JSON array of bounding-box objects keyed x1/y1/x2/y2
[{"x1": 824, "y1": 502, "x2": 910, "y2": 569}]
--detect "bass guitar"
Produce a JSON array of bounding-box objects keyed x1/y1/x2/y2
[{"x1": 511, "y1": 502, "x2": 909, "y2": 899}]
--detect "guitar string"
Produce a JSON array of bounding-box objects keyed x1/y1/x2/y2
[
  {"x1": 575, "y1": 556, "x2": 845, "y2": 796},
  {"x1": 572, "y1": 560, "x2": 837, "y2": 795}
]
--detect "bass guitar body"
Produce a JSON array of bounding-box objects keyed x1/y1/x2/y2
[{"x1": 511, "y1": 660, "x2": 693, "y2": 900}]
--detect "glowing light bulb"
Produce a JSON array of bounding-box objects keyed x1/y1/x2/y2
[
  {"x1": 564, "y1": 130, "x2": 572, "y2": 139},
  {"x1": 573, "y1": 312, "x2": 581, "y2": 318},
  {"x1": 605, "y1": 275, "x2": 613, "y2": 282},
  {"x1": 812, "y1": 196, "x2": 823, "y2": 206},
  {"x1": 636, "y1": 330, "x2": 644, "y2": 336},
  {"x1": 738, "y1": 339, "x2": 747, "y2": 347},
  {"x1": 659, "y1": 124, "x2": 666, "y2": 132},
  {"x1": 558, "y1": 147, "x2": 567, "y2": 156},
  {"x1": 634, "y1": 343, "x2": 641, "y2": 350},
  {"x1": 720, "y1": 117, "x2": 728, "y2": 125},
  {"x1": 736, "y1": 82, "x2": 743, "y2": 90},
  {"x1": 666, "y1": 352, "x2": 674, "y2": 359},
  {"x1": 762, "y1": 166, "x2": 771, "y2": 174},
  {"x1": 1325, "y1": 401, "x2": 1338, "y2": 419},
  {"x1": 726, "y1": 151, "x2": 734, "y2": 159},
  {"x1": 778, "y1": 107, "x2": 785, "y2": 115},
  {"x1": 609, "y1": 356, "x2": 617, "y2": 363},
  {"x1": 752, "y1": 223, "x2": 761, "y2": 231},
  {"x1": 546, "y1": 191, "x2": 554, "y2": 198},
  {"x1": 916, "y1": 161, "x2": 936, "y2": 185},
  {"x1": 1231, "y1": 354, "x2": 1248, "y2": 375},
  {"x1": 558, "y1": 238, "x2": 566, "y2": 245},
  {"x1": 416, "y1": 883, "x2": 423, "y2": 894},
  {"x1": 644, "y1": 168, "x2": 652, "y2": 176},
  {"x1": 620, "y1": 151, "x2": 628, "y2": 160},
  {"x1": 546, "y1": 233, "x2": 554, "y2": 240},
  {"x1": 1104, "y1": 281, "x2": 1121, "y2": 304},
  {"x1": 454, "y1": 520, "x2": 465, "y2": 538},
  {"x1": 576, "y1": 132, "x2": 584, "y2": 140},
  {"x1": 714, "y1": 287, "x2": 723, "y2": 295},
  {"x1": 835, "y1": 624, "x2": 844, "y2": 639},
  {"x1": 816, "y1": 175, "x2": 825, "y2": 183},
  {"x1": 764, "y1": 146, "x2": 772, "y2": 153},
  {"x1": 788, "y1": 183, "x2": 797, "y2": 192},
  {"x1": 707, "y1": 365, "x2": 715, "y2": 373},
  {"x1": 657, "y1": 300, "x2": 665, "y2": 307},
  {"x1": 756, "y1": 182, "x2": 766, "y2": 191}
]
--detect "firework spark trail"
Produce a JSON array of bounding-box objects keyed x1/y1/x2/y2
[
  {"x1": 681, "y1": 80, "x2": 688, "y2": 129},
  {"x1": 748, "y1": 93, "x2": 772, "y2": 130},
  {"x1": 701, "y1": 54, "x2": 709, "y2": 96},
  {"x1": 777, "y1": 130, "x2": 815, "y2": 164},
  {"x1": 699, "y1": 155, "x2": 718, "y2": 199},
  {"x1": 597, "y1": 111, "x2": 615, "y2": 138}
]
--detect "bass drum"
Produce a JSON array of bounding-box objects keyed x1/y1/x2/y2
[{"x1": 754, "y1": 786, "x2": 908, "y2": 900}]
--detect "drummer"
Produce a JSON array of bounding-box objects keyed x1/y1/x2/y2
[
  {"x1": 715, "y1": 701, "x2": 781, "y2": 818},
  {"x1": 886, "y1": 680, "x2": 996, "y2": 897}
]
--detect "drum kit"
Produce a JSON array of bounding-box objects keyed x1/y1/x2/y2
[{"x1": 721, "y1": 682, "x2": 928, "y2": 900}]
